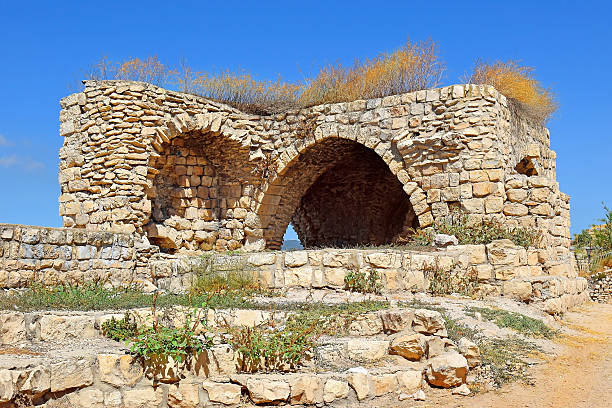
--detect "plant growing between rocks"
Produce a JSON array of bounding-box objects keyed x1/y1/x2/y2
[
  {"x1": 424, "y1": 261, "x2": 479, "y2": 297},
  {"x1": 344, "y1": 267, "x2": 383, "y2": 294}
]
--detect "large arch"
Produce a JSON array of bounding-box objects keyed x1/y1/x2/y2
[{"x1": 256, "y1": 134, "x2": 432, "y2": 249}]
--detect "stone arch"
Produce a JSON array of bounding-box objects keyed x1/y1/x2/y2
[
  {"x1": 256, "y1": 133, "x2": 432, "y2": 249},
  {"x1": 141, "y1": 114, "x2": 256, "y2": 252}
]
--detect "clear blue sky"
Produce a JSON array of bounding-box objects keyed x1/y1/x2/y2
[{"x1": 0, "y1": 1, "x2": 610, "y2": 241}]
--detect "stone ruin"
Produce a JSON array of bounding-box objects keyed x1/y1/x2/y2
[
  {"x1": 58, "y1": 81, "x2": 570, "y2": 256},
  {"x1": 0, "y1": 81, "x2": 593, "y2": 407}
]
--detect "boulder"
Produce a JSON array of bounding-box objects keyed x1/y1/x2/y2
[
  {"x1": 347, "y1": 368, "x2": 371, "y2": 401},
  {"x1": 458, "y1": 338, "x2": 481, "y2": 368},
  {"x1": 389, "y1": 332, "x2": 425, "y2": 361},
  {"x1": 347, "y1": 339, "x2": 389, "y2": 362},
  {"x1": 380, "y1": 309, "x2": 413, "y2": 334},
  {"x1": 348, "y1": 313, "x2": 383, "y2": 336},
  {"x1": 412, "y1": 309, "x2": 447, "y2": 336},
  {"x1": 425, "y1": 351, "x2": 468, "y2": 388},
  {"x1": 168, "y1": 382, "x2": 200, "y2": 408}
]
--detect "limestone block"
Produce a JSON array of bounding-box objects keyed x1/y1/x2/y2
[
  {"x1": 372, "y1": 374, "x2": 398, "y2": 396},
  {"x1": 504, "y1": 203, "x2": 529, "y2": 216},
  {"x1": 289, "y1": 375, "x2": 321, "y2": 405},
  {"x1": 324, "y1": 268, "x2": 347, "y2": 287},
  {"x1": 323, "y1": 379, "x2": 349, "y2": 403},
  {"x1": 346, "y1": 339, "x2": 389, "y2": 362},
  {"x1": 484, "y1": 196, "x2": 504, "y2": 213},
  {"x1": 348, "y1": 313, "x2": 384, "y2": 336},
  {"x1": 486, "y1": 239, "x2": 520, "y2": 265},
  {"x1": 167, "y1": 382, "x2": 201, "y2": 408},
  {"x1": 0, "y1": 312, "x2": 25, "y2": 344},
  {"x1": 97, "y1": 354, "x2": 143, "y2": 386},
  {"x1": 380, "y1": 309, "x2": 414, "y2": 334},
  {"x1": 396, "y1": 370, "x2": 422, "y2": 392},
  {"x1": 366, "y1": 252, "x2": 401, "y2": 268},
  {"x1": 284, "y1": 266, "x2": 313, "y2": 288},
  {"x1": 0, "y1": 370, "x2": 15, "y2": 403},
  {"x1": 348, "y1": 370, "x2": 371, "y2": 401},
  {"x1": 284, "y1": 251, "x2": 308, "y2": 267},
  {"x1": 247, "y1": 378, "x2": 290, "y2": 404},
  {"x1": 19, "y1": 365, "x2": 50, "y2": 395},
  {"x1": 247, "y1": 253, "x2": 276, "y2": 266},
  {"x1": 412, "y1": 309, "x2": 447, "y2": 336},
  {"x1": 68, "y1": 388, "x2": 105, "y2": 408},
  {"x1": 122, "y1": 387, "x2": 165, "y2": 408},
  {"x1": 458, "y1": 337, "x2": 481, "y2": 368},
  {"x1": 389, "y1": 332, "x2": 425, "y2": 361},
  {"x1": 202, "y1": 381, "x2": 241, "y2": 405},
  {"x1": 50, "y1": 358, "x2": 94, "y2": 392},
  {"x1": 426, "y1": 336, "x2": 446, "y2": 358},
  {"x1": 40, "y1": 315, "x2": 96, "y2": 341},
  {"x1": 425, "y1": 351, "x2": 468, "y2": 388}
]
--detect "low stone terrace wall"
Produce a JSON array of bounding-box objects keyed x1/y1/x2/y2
[
  {"x1": 0, "y1": 223, "x2": 587, "y2": 314},
  {"x1": 0, "y1": 224, "x2": 141, "y2": 288}
]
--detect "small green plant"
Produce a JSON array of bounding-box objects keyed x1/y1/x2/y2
[
  {"x1": 188, "y1": 254, "x2": 263, "y2": 297},
  {"x1": 468, "y1": 307, "x2": 555, "y2": 338},
  {"x1": 344, "y1": 268, "x2": 383, "y2": 295},
  {"x1": 225, "y1": 322, "x2": 319, "y2": 373},
  {"x1": 424, "y1": 261, "x2": 479, "y2": 297},
  {"x1": 101, "y1": 313, "x2": 138, "y2": 342}
]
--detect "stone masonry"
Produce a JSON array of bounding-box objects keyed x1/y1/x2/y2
[{"x1": 58, "y1": 81, "x2": 571, "y2": 270}]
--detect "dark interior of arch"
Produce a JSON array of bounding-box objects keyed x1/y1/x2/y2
[{"x1": 288, "y1": 141, "x2": 418, "y2": 248}]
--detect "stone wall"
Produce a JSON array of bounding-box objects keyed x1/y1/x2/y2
[
  {"x1": 589, "y1": 271, "x2": 612, "y2": 303},
  {"x1": 58, "y1": 81, "x2": 571, "y2": 271},
  {"x1": 149, "y1": 240, "x2": 587, "y2": 314},
  {"x1": 0, "y1": 224, "x2": 145, "y2": 288}
]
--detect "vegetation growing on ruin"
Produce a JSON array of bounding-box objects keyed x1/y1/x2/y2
[
  {"x1": 344, "y1": 268, "x2": 383, "y2": 294},
  {"x1": 467, "y1": 307, "x2": 555, "y2": 338},
  {"x1": 421, "y1": 211, "x2": 540, "y2": 248},
  {"x1": 188, "y1": 253, "x2": 265, "y2": 296},
  {"x1": 467, "y1": 60, "x2": 557, "y2": 124},
  {"x1": 82, "y1": 39, "x2": 444, "y2": 115},
  {"x1": 80, "y1": 44, "x2": 557, "y2": 124},
  {"x1": 424, "y1": 261, "x2": 479, "y2": 297}
]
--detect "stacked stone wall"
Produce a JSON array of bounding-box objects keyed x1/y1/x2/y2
[
  {"x1": 58, "y1": 81, "x2": 571, "y2": 268},
  {"x1": 0, "y1": 224, "x2": 142, "y2": 288},
  {"x1": 589, "y1": 271, "x2": 612, "y2": 303}
]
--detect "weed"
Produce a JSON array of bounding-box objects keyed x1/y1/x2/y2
[
  {"x1": 467, "y1": 60, "x2": 557, "y2": 124},
  {"x1": 432, "y1": 211, "x2": 539, "y2": 248},
  {"x1": 188, "y1": 253, "x2": 260, "y2": 296},
  {"x1": 424, "y1": 261, "x2": 479, "y2": 297},
  {"x1": 344, "y1": 268, "x2": 383, "y2": 294},
  {"x1": 468, "y1": 307, "x2": 555, "y2": 338},
  {"x1": 101, "y1": 313, "x2": 138, "y2": 342}
]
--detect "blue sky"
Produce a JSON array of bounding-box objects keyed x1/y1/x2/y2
[{"x1": 0, "y1": 1, "x2": 610, "y2": 242}]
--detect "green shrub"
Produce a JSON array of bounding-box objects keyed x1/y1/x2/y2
[
  {"x1": 101, "y1": 313, "x2": 138, "y2": 342},
  {"x1": 344, "y1": 268, "x2": 383, "y2": 294}
]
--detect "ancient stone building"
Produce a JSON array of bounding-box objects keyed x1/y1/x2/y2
[{"x1": 58, "y1": 81, "x2": 570, "y2": 265}]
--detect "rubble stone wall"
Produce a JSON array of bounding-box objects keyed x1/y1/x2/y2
[
  {"x1": 0, "y1": 224, "x2": 143, "y2": 288},
  {"x1": 589, "y1": 272, "x2": 612, "y2": 303},
  {"x1": 58, "y1": 81, "x2": 571, "y2": 270}
]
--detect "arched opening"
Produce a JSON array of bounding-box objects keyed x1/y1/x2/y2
[
  {"x1": 145, "y1": 130, "x2": 254, "y2": 252},
  {"x1": 261, "y1": 138, "x2": 419, "y2": 249}
]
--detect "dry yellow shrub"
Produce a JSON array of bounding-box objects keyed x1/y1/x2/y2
[
  {"x1": 85, "y1": 55, "x2": 173, "y2": 86},
  {"x1": 300, "y1": 39, "x2": 444, "y2": 106},
  {"x1": 468, "y1": 60, "x2": 557, "y2": 124}
]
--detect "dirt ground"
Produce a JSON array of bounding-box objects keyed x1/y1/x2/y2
[{"x1": 426, "y1": 302, "x2": 612, "y2": 408}]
